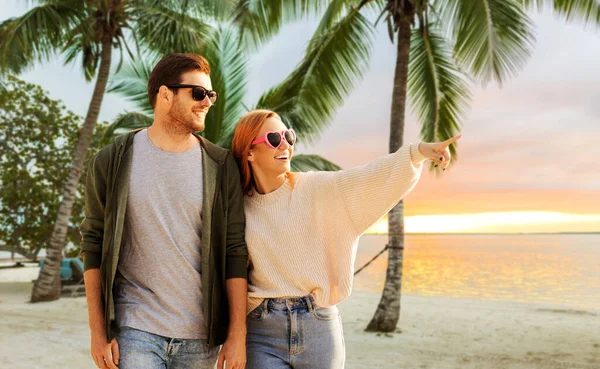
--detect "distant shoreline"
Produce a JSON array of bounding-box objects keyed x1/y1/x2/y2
[
  {"x1": 364, "y1": 232, "x2": 600, "y2": 236},
  {"x1": 2, "y1": 232, "x2": 599, "y2": 261}
]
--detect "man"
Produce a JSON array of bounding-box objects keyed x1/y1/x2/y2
[{"x1": 80, "y1": 53, "x2": 248, "y2": 369}]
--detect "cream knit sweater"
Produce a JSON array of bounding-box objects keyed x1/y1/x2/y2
[{"x1": 244, "y1": 144, "x2": 427, "y2": 313}]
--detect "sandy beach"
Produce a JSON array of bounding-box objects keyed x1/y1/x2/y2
[{"x1": 1, "y1": 281, "x2": 598, "y2": 369}]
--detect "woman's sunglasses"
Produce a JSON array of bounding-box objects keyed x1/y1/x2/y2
[
  {"x1": 252, "y1": 129, "x2": 296, "y2": 149},
  {"x1": 164, "y1": 84, "x2": 218, "y2": 104}
]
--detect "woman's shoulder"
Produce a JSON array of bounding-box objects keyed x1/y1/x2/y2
[{"x1": 290, "y1": 170, "x2": 339, "y2": 189}]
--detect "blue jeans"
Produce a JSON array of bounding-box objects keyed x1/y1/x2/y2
[
  {"x1": 116, "y1": 327, "x2": 219, "y2": 369},
  {"x1": 246, "y1": 296, "x2": 345, "y2": 369}
]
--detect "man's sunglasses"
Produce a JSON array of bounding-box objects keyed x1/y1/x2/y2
[
  {"x1": 164, "y1": 84, "x2": 218, "y2": 104},
  {"x1": 252, "y1": 129, "x2": 296, "y2": 149}
]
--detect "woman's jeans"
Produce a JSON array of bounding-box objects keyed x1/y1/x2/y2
[{"x1": 246, "y1": 296, "x2": 345, "y2": 369}]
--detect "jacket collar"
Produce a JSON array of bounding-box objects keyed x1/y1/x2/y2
[{"x1": 116, "y1": 128, "x2": 228, "y2": 165}]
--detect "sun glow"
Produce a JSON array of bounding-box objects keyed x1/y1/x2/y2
[{"x1": 366, "y1": 212, "x2": 600, "y2": 234}]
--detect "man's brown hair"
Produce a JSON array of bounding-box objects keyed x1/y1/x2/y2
[{"x1": 147, "y1": 53, "x2": 211, "y2": 108}]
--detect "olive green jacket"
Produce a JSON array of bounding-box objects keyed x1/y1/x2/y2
[{"x1": 80, "y1": 129, "x2": 248, "y2": 346}]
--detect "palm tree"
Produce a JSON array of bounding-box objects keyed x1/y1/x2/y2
[
  {"x1": 0, "y1": 0, "x2": 222, "y2": 302},
  {"x1": 308, "y1": 0, "x2": 599, "y2": 332},
  {"x1": 105, "y1": 12, "x2": 375, "y2": 171}
]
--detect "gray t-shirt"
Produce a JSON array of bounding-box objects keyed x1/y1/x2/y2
[{"x1": 114, "y1": 129, "x2": 206, "y2": 339}]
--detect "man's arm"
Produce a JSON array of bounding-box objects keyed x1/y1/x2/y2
[
  {"x1": 225, "y1": 278, "x2": 248, "y2": 338},
  {"x1": 217, "y1": 155, "x2": 249, "y2": 369},
  {"x1": 80, "y1": 152, "x2": 118, "y2": 369},
  {"x1": 84, "y1": 269, "x2": 119, "y2": 369},
  {"x1": 217, "y1": 278, "x2": 248, "y2": 369}
]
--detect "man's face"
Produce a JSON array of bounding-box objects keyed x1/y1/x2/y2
[{"x1": 167, "y1": 70, "x2": 213, "y2": 133}]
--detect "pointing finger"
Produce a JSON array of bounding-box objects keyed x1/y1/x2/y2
[{"x1": 443, "y1": 134, "x2": 462, "y2": 147}]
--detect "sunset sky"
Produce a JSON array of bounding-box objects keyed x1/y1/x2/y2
[{"x1": 5, "y1": 3, "x2": 600, "y2": 233}]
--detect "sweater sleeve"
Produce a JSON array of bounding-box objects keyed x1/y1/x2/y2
[{"x1": 334, "y1": 143, "x2": 427, "y2": 235}]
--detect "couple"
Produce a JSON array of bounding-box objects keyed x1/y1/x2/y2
[{"x1": 80, "y1": 53, "x2": 460, "y2": 369}]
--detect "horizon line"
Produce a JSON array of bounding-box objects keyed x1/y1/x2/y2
[{"x1": 364, "y1": 232, "x2": 600, "y2": 236}]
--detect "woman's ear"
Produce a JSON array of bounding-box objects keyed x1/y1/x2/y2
[{"x1": 248, "y1": 153, "x2": 254, "y2": 162}]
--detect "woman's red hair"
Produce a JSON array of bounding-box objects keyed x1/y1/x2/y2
[{"x1": 231, "y1": 109, "x2": 294, "y2": 196}]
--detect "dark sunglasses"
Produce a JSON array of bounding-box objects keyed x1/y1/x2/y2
[
  {"x1": 252, "y1": 129, "x2": 296, "y2": 149},
  {"x1": 164, "y1": 84, "x2": 218, "y2": 104}
]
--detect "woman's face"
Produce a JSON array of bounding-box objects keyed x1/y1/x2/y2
[{"x1": 249, "y1": 117, "x2": 294, "y2": 177}]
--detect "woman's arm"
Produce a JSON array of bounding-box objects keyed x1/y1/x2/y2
[{"x1": 334, "y1": 143, "x2": 427, "y2": 235}]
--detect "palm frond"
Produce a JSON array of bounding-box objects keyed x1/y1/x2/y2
[
  {"x1": 440, "y1": 0, "x2": 536, "y2": 85},
  {"x1": 61, "y1": 16, "x2": 102, "y2": 81},
  {"x1": 103, "y1": 111, "x2": 153, "y2": 141},
  {"x1": 314, "y1": 0, "x2": 358, "y2": 36},
  {"x1": 114, "y1": 32, "x2": 139, "y2": 75},
  {"x1": 0, "y1": 1, "x2": 82, "y2": 75},
  {"x1": 519, "y1": 0, "x2": 600, "y2": 26},
  {"x1": 153, "y1": 0, "x2": 236, "y2": 20},
  {"x1": 408, "y1": 24, "x2": 470, "y2": 165},
  {"x1": 200, "y1": 27, "x2": 249, "y2": 147},
  {"x1": 290, "y1": 154, "x2": 342, "y2": 172},
  {"x1": 190, "y1": 0, "x2": 237, "y2": 20},
  {"x1": 232, "y1": 0, "x2": 329, "y2": 49},
  {"x1": 517, "y1": 0, "x2": 547, "y2": 9},
  {"x1": 108, "y1": 55, "x2": 156, "y2": 115},
  {"x1": 556, "y1": 0, "x2": 600, "y2": 25},
  {"x1": 256, "y1": 7, "x2": 375, "y2": 144},
  {"x1": 132, "y1": 2, "x2": 214, "y2": 55}
]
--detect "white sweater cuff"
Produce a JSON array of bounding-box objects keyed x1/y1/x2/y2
[{"x1": 410, "y1": 143, "x2": 427, "y2": 166}]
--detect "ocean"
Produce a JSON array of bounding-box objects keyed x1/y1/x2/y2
[{"x1": 353, "y1": 234, "x2": 600, "y2": 309}]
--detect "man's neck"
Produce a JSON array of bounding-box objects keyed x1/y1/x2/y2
[{"x1": 147, "y1": 122, "x2": 198, "y2": 153}]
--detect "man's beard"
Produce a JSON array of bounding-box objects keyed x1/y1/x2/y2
[{"x1": 166, "y1": 100, "x2": 205, "y2": 135}]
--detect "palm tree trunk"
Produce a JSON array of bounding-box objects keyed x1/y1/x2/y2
[
  {"x1": 30, "y1": 35, "x2": 112, "y2": 303},
  {"x1": 366, "y1": 12, "x2": 412, "y2": 332}
]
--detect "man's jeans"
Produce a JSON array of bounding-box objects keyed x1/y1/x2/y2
[
  {"x1": 116, "y1": 327, "x2": 219, "y2": 369},
  {"x1": 246, "y1": 296, "x2": 345, "y2": 369}
]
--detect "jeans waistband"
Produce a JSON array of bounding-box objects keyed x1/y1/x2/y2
[{"x1": 263, "y1": 295, "x2": 316, "y2": 312}]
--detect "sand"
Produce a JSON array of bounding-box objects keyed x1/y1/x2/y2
[{"x1": 0, "y1": 282, "x2": 598, "y2": 369}]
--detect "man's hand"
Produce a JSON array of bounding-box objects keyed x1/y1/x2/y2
[
  {"x1": 217, "y1": 334, "x2": 246, "y2": 369},
  {"x1": 90, "y1": 335, "x2": 119, "y2": 369}
]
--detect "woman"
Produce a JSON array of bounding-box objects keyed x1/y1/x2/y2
[{"x1": 231, "y1": 110, "x2": 460, "y2": 368}]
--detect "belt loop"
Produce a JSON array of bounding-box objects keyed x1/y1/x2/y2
[
  {"x1": 306, "y1": 295, "x2": 315, "y2": 312},
  {"x1": 262, "y1": 298, "x2": 269, "y2": 314}
]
